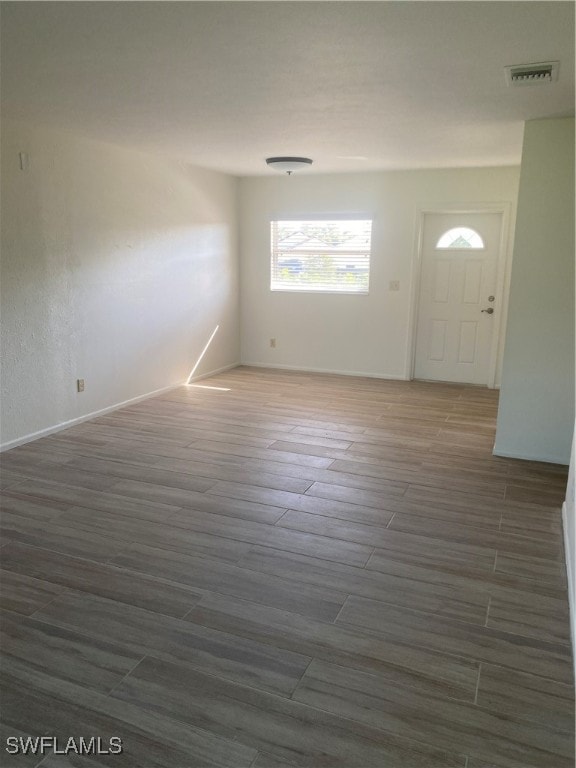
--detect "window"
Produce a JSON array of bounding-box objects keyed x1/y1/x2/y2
[
  {"x1": 436, "y1": 227, "x2": 484, "y2": 249},
  {"x1": 271, "y1": 219, "x2": 372, "y2": 293}
]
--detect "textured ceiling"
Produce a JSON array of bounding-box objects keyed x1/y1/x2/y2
[{"x1": 1, "y1": 2, "x2": 574, "y2": 175}]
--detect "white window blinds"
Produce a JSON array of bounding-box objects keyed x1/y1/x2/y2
[{"x1": 270, "y1": 219, "x2": 372, "y2": 293}]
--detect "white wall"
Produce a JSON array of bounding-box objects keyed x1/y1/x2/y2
[
  {"x1": 1, "y1": 121, "x2": 240, "y2": 449},
  {"x1": 239, "y1": 167, "x2": 519, "y2": 380},
  {"x1": 494, "y1": 118, "x2": 575, "y2": 465}
]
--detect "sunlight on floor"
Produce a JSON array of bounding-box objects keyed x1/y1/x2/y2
[{"x1": 187, "y1": 384, "x2": 231, "y2": 392}]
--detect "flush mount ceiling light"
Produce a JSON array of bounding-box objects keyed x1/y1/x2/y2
[{"x1": 265, "y1": 157, "x2": 313, "y2": 175}]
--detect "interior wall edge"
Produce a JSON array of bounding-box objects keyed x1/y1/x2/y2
[
  {"x1": 492, "y1": 447, "x2": 570, "y2": 466},
  {"x1": 186, "y1": 362, "x2": 240, "y2": 385},
  {"x1": 562, "y1": 501, "x2": 576, "y2": 682},
  {"x1": 239, "y1": 361, "x2": 410, "y2": 381}
]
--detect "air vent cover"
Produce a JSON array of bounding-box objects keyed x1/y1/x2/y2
[{"x1": 505, "y1": 62, "x2": 559, "y2": 87}]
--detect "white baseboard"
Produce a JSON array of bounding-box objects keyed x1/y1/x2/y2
[
  {"x1": 240, "y1": 361, "x2": 409, "y2": 381},
  {"x1": 562, "y1": 501, "x2": 576, "y2": 680},
  {"x1": 0, "y1": 362, "x2": 240, "y2": 453},
  {"x1": 492, "y1": 447, "x2": 569, "y2": 466},
  {"x1": 187, "y1": 362, "x2": 239, "y2": 384}
]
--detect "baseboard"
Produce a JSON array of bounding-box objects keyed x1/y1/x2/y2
[
  {"x1": 562, "y1": 501, "x2": 576, "y2": 680},
  {"x1": 0, "y1": 362, "x2": 240, "y2": 453},
  {"x1": 187, "y1": 362, "x2": 240, "y2": 384},
  {"x1": 492, "y1": 447, "x2": 569, "y2": 466},
  {"x1": 240, "y1": 361, "x2": 409, "y2": 381}
]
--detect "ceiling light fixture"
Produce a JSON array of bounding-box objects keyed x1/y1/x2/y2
[{"x1": 265, "y1": 157, "x2": 313, "y2": 175}]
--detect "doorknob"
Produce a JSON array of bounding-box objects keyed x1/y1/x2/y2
[{"x1": 481, "y1": 308, "x2": 494, "y2": 314}]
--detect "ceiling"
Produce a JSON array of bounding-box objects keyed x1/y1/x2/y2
[{"x1": 1, "y1": 2, "x2": 574, "y2": 176}]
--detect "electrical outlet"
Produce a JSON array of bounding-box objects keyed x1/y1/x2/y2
[
  {"x1": 270, "y1": 338, "x2": 276, "y2": 349},
  {"x1": 389, "y1": 280, "x2": 400, "y2": 291},
  {"x1": 77, "y1": 379, "x2": 85, "y2": 393}
]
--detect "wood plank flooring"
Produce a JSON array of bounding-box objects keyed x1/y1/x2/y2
[{"x1": 0, "y1": 366, "x2": 573, "y2": 767}]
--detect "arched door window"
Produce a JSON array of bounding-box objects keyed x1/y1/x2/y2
[{"x1": 436, "y1": 227, "x2": 484, "y2": 249}]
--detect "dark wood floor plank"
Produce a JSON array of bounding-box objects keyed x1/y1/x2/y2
[
  {"x1": 184, "y1": 591, "x2": 480, "y2": 702},
  {"x1": 304, "y1": 480, "x2": 407, "y2": 509},
  {"x1": 494, "y1": 551, "x2": 567, "y2": 587},
  {"x1": 0, "y1": 469, "x2": 33, "y2": 490},
  {"x1": 476, "y1": 664, "x2": 575, "y2": 733},
  {"x1": 403, "y1": 484, "x2": 506, "y2": 513},
  {"x1": 258, "y1": 459, "x2": 413, "y2": 495},
  {"x1": 111, "y1": 543, "x2": 348, "y2": 622},
  {"x1": 486, "y1": 593, "x2": 571, "y2": 645},
  {"x1": 111, "y1": 656, "x2": 466, "y2": 768},
  {"x1": 505, "y1": 483, "x2": 567, "y2": 506},
  {"x1": 1, "y1": 480, "x2": 182, "y2": 522},
  {"x1": 206, "y1": 482, "x2": 307, "y2": 510},
  {"x1": 0, "y1": 491, "x2": 72, "y2": 521},
  {"x1": 366, "y1": 547, "x2": 568, "y2": 601},
  {"x1": 54, "y1": 506, "x2": 253, "y2": 564},
  {"x1": 388, "y1": 513, "x2": 562, "y2": 560},
  {"x1": 267, "y1": 440, "x2": 352, "y2": 460},
  {"x1": 276, "y1": 510, "x2": 511, "y2": 583},
  {"x1": 192, "y1": 440, "x2": 335, "y2": 469},
  {"x1": 329, "y1": 458, "x2": 506, "y2": 499},
  {"x1": 55, "y1": 455, "x2": 217, "y2": 494},
  {"x1": 64, "y1": 449, "x2": 316, "y2": 496},
  {"x1": 1, "y1": 511, "x2": 131, "y2": 564},
  {"x1": 0, "y1": 460, "x2": 121, "y2": 492},
  {"x1": 295, "y1": 423, "x2": 440, "y2": 443},
  {"x1": 168, "y1": 507, "x2": 374, "y2": 567},
  {"x1": 2, "y1": 657, "x2": 257, "y2": 768},
  {"x1": 1, "y1": 610, "x2": 142, "y2": 694},
  {"x1": 152, "y1": 456, "x2": 316, "y2": 494},
  {"x1": 336, "y1": 596, "x2": 573, "y2": 682},
  {"x1": 34, "y1": 591, "x2": 311, "y2": 697},
  {"x1": 292, "y1": 660, "x2": 573, "y2": 768},
  {"x1": 238, "y1": 546, "x2": 489, "y2": 625},
  {"x1": 366, "y1": 533, "x2": 496, "y2": 574},
  {"x1": 1, "y1": 543, "x2": 202, "y2": 618},
  {"x1": 500, "y1": 507, "x2": 563, "y2": 541},
  {"x1": 0, "y1": 570, "x2": 64, "y2": 616},
  {"x1": 107, "y1": 479, "x2": 285, "y2": 523},
  {"x1": 289, "y1": 492, "x2": 402, "y2": 527},
  {"x1": 252, "y1": 753, "x2": 297, "y2": 768}
]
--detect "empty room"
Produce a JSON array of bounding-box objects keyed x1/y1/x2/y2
[{"x1": 1, "y1": 2, "x2": 575, "y2": 767}]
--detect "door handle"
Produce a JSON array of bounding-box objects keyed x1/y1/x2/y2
[{"x1": 481, "y1": 308, "x2": 494, "y2": 314}]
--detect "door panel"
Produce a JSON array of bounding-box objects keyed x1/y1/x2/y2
[
  {"x1": 429, "y1": 320, "x2": 447, "y2": 361},
  {"x1": 458, "y1": 321, "x2": 478, "y2": 363},
  {"x1": 462, "y1": 262, "x2": 482, "y2": 304},
  {"x1": 433, "y1": 260, "x2": 451, "y2": 303},
  {"x1": 414, "y1": 213, "x2": 502, "y2": 385}
]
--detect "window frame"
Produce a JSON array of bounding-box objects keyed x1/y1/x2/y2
[{"x1": 270, "y1": 217, "x2": 373, "y2": 295}]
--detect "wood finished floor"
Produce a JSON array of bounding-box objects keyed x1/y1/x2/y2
[{"x1": 0, "y1": 366, "x2": 573, "y2": 768}]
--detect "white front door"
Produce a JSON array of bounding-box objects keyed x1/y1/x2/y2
[{"x1": 414, "y1": 212, "x2": 502, "y2": 385}]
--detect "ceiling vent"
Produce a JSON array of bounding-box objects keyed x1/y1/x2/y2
[{"x1": 505, "y1": 61, "x2": 559, "y2": 87}]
